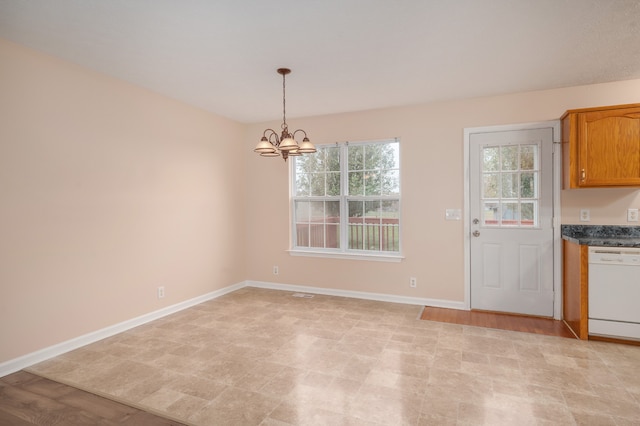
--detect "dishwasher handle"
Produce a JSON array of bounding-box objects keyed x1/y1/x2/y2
[{"x1": 595, "y1": 257, "x2": 625, "y2": 263}]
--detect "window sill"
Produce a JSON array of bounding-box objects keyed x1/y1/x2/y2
[{"x1": 288, "y1": 249, "x2": 404, "y2": 263}]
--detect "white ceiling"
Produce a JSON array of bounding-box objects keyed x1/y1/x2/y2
[{"x1": 1, "y1": 0, "x2": 640, "y2": 123}]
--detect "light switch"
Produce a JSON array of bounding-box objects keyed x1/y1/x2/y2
[{"x1": 445, "y1": 209, "x2": 462, "y2": 221}]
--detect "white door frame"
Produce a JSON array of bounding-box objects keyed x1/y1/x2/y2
[{"x1": 463, "y1": 121, "x2": 562, "y2": 319}]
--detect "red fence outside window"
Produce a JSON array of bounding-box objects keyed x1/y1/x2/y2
[{"x1": 296, "y1": 217, "x2": 399, "y2": 252}]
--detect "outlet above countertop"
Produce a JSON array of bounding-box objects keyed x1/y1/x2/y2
[{"x1": 561, "y1": 225, "x2": 640, "y2": 247}]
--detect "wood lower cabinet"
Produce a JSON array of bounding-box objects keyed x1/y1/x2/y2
[
  {"x1": 562, "y1": 103, "x2": 640, "y2": 188},
  {"x1": 562, "y1": 239, "x2": 588, "y2": 339}
]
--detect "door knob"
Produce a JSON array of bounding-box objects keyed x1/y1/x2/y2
[{"x1": 472, "y1": 230, "x2": 480, "y2": 237}]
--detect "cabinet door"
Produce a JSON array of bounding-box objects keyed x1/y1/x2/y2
[
  {"x1": 578, "y1": 106, "x2": 640, "y2": 186},
  {"x1": 562, "y1": 240, "x2": 588, "y2": 340}
]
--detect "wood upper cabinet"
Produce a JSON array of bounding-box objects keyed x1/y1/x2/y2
[{"x1": 562, "y1": 103, "x2": 640, "y2": 188}]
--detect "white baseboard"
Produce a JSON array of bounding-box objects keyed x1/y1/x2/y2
[
  {"x1": 247, "y1": 280, "x2": 467, "y2": 310},
  {"x1": 0, "y1": 281, "x2": 246, "y2": 378},
  {"x1": 1, "y1": 279, "x2": 465, "y2": 378}
]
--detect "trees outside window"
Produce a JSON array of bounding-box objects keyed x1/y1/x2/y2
[{"x1": 292, "y1": 140, "x2": 400, "y2": 254}]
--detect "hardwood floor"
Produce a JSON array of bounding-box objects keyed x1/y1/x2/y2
[
  {"x1": 0, "y1": 371, "x2": 186, "y2": 425},
  {"x1": 420, "y1": 306, "x2": 577, "y2": 339}
]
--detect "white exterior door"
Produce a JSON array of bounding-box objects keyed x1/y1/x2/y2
[{"x1": 469, "y1": 128, "x2": 554, "y2": 317}]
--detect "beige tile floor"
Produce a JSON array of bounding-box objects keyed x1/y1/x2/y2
[{"x1": 29, "y1": 287, "x2": 640, "y2": 425}]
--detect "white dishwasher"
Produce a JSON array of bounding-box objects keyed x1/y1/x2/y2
[{"x1": 589, "y1": 246, "x2": 640, "y2": 340}]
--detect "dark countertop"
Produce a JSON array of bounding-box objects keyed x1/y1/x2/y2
[{"x1": 561, "y1": 225, "x2": 640, "y2": 247}]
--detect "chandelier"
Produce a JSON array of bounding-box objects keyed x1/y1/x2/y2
[{"x1": 254, "y1": 68, "x2": 316, "y2": 161}]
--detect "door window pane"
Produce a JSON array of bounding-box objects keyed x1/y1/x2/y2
[
  {"x1": 483, "y1": 173, "x2": 499, "y2": 198},
  {"x1": 483, "y1": 202, "x2": 499, "y2": 226},
  {"x1": 501, "y1": 173, "x2": 519, "y2": 198},
  {"x1": 520, "y1": 172, "x2": 536, "y2": 198},
  {"x1": 483, "y1": 147, "x2": 500, "y2": 172},
  {"x1": 480, "y1": 143, "x2": 540, "y2": 228},
  {"x1": 521, "y1": 202, "x2": 535, "y2": 227},
  {"x1": 520, "y1": 145, "x2": 538, "y2": 170},
  {"x1": 502, "y1": 202, "x2": 519, "y2": 226},
  {"x1": 501, "y1": 146, "x2": 518, "y2": 171}
]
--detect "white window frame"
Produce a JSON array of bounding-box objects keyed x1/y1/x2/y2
[{"x1": 289, "y1": 139, "x2": 403, "y2": 262}]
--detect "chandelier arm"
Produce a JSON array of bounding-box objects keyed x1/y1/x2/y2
[
  {"x1": 292, "y1": 129, "x2": 308, "y2": 139},
  {"x1": 262, "y1": 129, "x2": 280, "y2": 145}
]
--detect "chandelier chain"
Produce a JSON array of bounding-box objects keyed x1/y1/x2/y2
[{"x1": 282, "y1": 71, "x2": 287, "y2": 129}]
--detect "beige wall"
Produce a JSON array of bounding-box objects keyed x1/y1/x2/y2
[
  {"x1": 0, "y1": 39, "x2": 247, "y2": 363},
  {"x1": 2, "y1": 35, "x2": 640, "y2": 366},
  {"x1": 245, "y1": 79, "x2": 640, "y2": 302}
]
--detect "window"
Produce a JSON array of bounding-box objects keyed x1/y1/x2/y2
[
  {"x1": 481, "y1": 143, "x2": 539, "y2": 227},
  {"x1": 291, "y1": 139, "x2": 400, "y2": 258}
]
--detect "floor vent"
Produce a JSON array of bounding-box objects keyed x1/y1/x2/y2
[{"x1": 291, "y1": 293, "x2": 314, "y2": 299}]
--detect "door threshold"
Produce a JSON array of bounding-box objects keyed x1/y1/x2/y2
[
  {"x1": 420, "y1": 306, "x2": 575, "y2": 339},
  {"x1": 471, "y1": 308, "x2": 552, "y2": 319}
]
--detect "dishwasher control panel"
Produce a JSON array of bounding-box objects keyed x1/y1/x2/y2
[{"x1": 589, "y1": 247, "x2": 640, "y2": 265}]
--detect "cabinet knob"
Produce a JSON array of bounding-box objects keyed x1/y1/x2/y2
[{"x1": 581, "y1": 169, "x2": 586, "y2": 181}]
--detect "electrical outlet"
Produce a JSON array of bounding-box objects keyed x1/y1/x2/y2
[
  {"x1": 628, "y1": 208, "x2": 639, "y2": 222},
  {"x1": 580, "y1": 209, "x2": 590, "y2": 222},
  {"x1": 157, "y1": 286, "x2": 165, "y2": 299},
  {"x1": 409, "y1": 277, "x2": 417, "y2": 288},
  {"x1": 273, "y1": 265, "x2": 279, "y2": 275}
]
